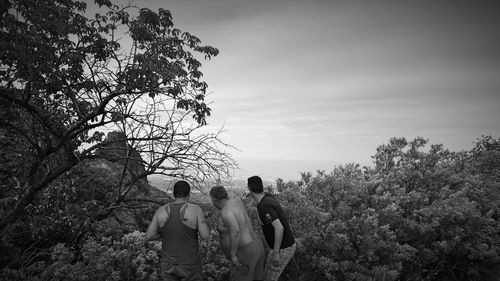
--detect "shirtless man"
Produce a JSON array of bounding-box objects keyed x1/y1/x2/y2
[
  {"x1": 210, "y1": 185, "x2": 265, "y2": 281},
  {"x1": 145, "y1": 181, "x2": 210, "y2": 281}
]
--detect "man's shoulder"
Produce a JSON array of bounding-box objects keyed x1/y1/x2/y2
[
  {"x1": 222, "y1": 201, "x2": 243, "y2": 214},
  {"x1": 157, "y1": 204, "x2": 169, "y2": 213},
  {"x1": 260, "y1": 194, "x2": 278, "y2": 206},
  {"x1": 185, "y1": 203, "x2": 203, "y2": 217},
  {"x1": 220, "y1": 207, "x2": 235, "y2": 221},
  {"x1": 154, "y1": 204, "x2": 169, "y2": 221},
  {"x1": 158, "y1": 202, "x2": 199, "y2": 214}
]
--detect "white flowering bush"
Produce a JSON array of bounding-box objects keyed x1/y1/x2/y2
[
  {"x1": 1, "y1": 222, "x2": 234, "y2": 281},
  {"x1": 2, "y1": 137, "x2": 498, "y2": 281},
  {"x1": 200, "y1": 230, "x2": 231, "y2": 281},
  {"x1": 2, "y1": 231, "x2": 159, "y2": 281},
  {"x1": 274, "y1": 136, "x2": 500, "y2": 281}
]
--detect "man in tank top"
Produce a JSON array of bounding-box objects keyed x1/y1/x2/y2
[
  {"x1": 145, "y1": 180, "x2": 210, "y2": 281},
  {"x1": 210, "y1": 185, "x2": 265, "y2": 281}
]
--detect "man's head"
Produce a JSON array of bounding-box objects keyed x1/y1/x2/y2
[
  {"x1": 173, "y1": 180, "x2": 190, "y2": 198},
  {"x1": 247, "y1": 175, "x2": 264, "y2": 194},
  {"x1": 210, "y1": 185, "x2": 229, "y2": 209}
]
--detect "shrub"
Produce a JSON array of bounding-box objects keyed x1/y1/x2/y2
[
  {"x1": 1, "y1": 229, "x2": 233, "y2": 281},
  {"x1": 282, "y1": 137, "x2": 500, "y2": 281},
  {"x1": 2, "y1": 136, "x2": 498, "y2": 281}
]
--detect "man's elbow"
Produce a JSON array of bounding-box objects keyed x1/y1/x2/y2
[
  {"x1": 273, "y1": 222, "x2": 284, "y2": 232},
  {"x1": 274, "y1": 226, "x2": 284, "y2": 237}
]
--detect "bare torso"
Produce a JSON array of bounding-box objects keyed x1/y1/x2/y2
[
  {"x1": 217, "y1": 217, "x2": 231, "y2": 257},
  {"x1": 217, "y1": 199, "x2": 257, "y2": 257}
]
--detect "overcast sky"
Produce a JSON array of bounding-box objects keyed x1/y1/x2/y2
[{"x1": 105, "y1": 0, "x2": 500, "y2": 181}]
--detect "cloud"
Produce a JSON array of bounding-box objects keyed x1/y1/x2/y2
[{"x1": 102, "y1": 0, "x2": 500, "y2": 180}]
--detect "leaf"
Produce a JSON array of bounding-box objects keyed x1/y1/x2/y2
[{"x1": 95, "y1": 0, "x2": 112, "y2": 7}]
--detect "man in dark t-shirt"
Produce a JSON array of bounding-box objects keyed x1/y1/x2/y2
[{"x1": 247, "y1": 176, "x2": 296, "y2": 281}]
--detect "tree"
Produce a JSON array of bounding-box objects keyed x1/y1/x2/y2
[
  {"x1": 0, "y1": 0, "x2": 235, "y2": 232},
  {"x1": 287, "y1": 136, "x2": 500, "y2": 281},
  {"x1": 368, "y1": 136, "x2": 500, "y2": 280}
]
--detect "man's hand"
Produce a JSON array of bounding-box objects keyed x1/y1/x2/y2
[{"x1": 272, "y1": 251, "x2": 280, "y2": 267}]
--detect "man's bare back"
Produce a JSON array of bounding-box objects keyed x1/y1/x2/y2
[
  {"x1": 217, "y1": 199, "x2": 257, "y2": 257},
  {"x1": 210, "y1": 185, "x2": 265, "y2": 281}
]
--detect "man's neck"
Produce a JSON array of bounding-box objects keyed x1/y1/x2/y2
[
  {"x1": 253, "y1": 192, "x2": 265, "y2": 205},
  {"x1": 219, "y1": 198, "x2": 230, "y2": 209},
  {"x1": 173, "y1": 197, "x2": 188, "y2": 203}
]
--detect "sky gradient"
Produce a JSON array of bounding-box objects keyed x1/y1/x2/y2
[{"x1": 112, "y1": 0, "x2": 500, "y2": 181}]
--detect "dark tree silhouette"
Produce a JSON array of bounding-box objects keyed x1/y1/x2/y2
[{"x1": 0, "y1": 0, "x2": 235, "y2": 231}]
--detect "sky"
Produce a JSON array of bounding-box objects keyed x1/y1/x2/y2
[{"x1": 103, "y1": 0, "x2": 500, "y2": 181}]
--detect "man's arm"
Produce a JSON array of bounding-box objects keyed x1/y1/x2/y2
[
  {"x1": 196, "y1": 205, "x2": 210, "y2": 240},
  {"x1": 145, "y1": 208, "x2": 161, "y2": 242},
  {"x1": 221, "y1": 210, "x2": 240, "y2": 264},
  {"x1": 271, "y1": 219, "x2": 284, "y2": 266}
]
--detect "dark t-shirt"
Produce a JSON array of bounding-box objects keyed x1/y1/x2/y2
[{"x1": 257, "y1": 193, "x2": 295, "y2": 249}]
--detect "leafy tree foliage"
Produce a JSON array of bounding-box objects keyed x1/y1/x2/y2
[
  {"x1": 0, "y1": 0, "x2": 234, "y2": 233},
  {"x1": 275, "y1": 136, "x2": 500, "y2": 280},
  {"x1": 1, "y1": 212, "x2": 231, "y2": 281},
  {"x1": 1, "y1": 5, "x2": 498, "y2": 279},
  {"x1": 1, "y1": 136, "x2": 498, "y2": 281}
]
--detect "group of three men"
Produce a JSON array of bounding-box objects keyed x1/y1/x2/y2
[{"x1": 145, "y1": 175, "x2": 296, "y2": 281}]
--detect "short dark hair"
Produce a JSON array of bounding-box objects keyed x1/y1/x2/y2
[
  {"x1": 247, "y1": 176, "x2": 264, "y2": 193},
  {"x1": 173, "y1": 180, "x2": 190, "y2": 198},
  {"x1": 210, "y1": 185, "x2": 229, "y2": 200}
]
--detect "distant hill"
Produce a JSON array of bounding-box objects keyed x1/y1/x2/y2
[
  {"x1": 147, "y1": 175, "x2": 274, "y2": 204},
  {"x1": 148, "y1": 175, "x2": 274, "y2": 194}
]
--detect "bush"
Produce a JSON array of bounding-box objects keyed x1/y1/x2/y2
[
  {"x1": 2, "y1": 231, "x2": 160, "y2": 281},
  {"x1": 278, "y1": 136, "x2": 500, "y2": 281},
  {"x1": 2, "y1": 136, "x2": 498, "y2": 281},
  {"x1": 1, "y1": 229, "x2": 233, "y2": 281}
]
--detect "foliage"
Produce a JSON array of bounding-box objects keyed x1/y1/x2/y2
[
  {"x1": 1, "y1": 231, "x2": 159, "y2": 281},
  {"x1": 0, "y1": 156, "x2": 168, "y2": 268},
  {"x1": 1, "y1": 229, "x2": 233, "y2": 281},
  {"x1": 200, "y1": 230, "x2": 231, "y2": 281},
  {"x1": 1, "y1": 118, "x2": 498, "y2": 281},
  {"x1": 278, "y1": 136, "x2": 500, "y2": 281},
  {"x1": 2, "y1": 1, "x2": 496, "y2": 281},
  {"x1": 0, "y1": 0, "x2": 235, "y2": 234}
]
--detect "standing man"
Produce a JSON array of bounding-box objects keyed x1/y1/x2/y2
[
  {"x1": 247, "y1": 176, "x2": 296, "y2": 281},
  {"x1": 145, "y1": 180, "x2": 210, "y2": 281},
  {"x1": 210, "y1": 185, "x2": 265, "y2": 281}
]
